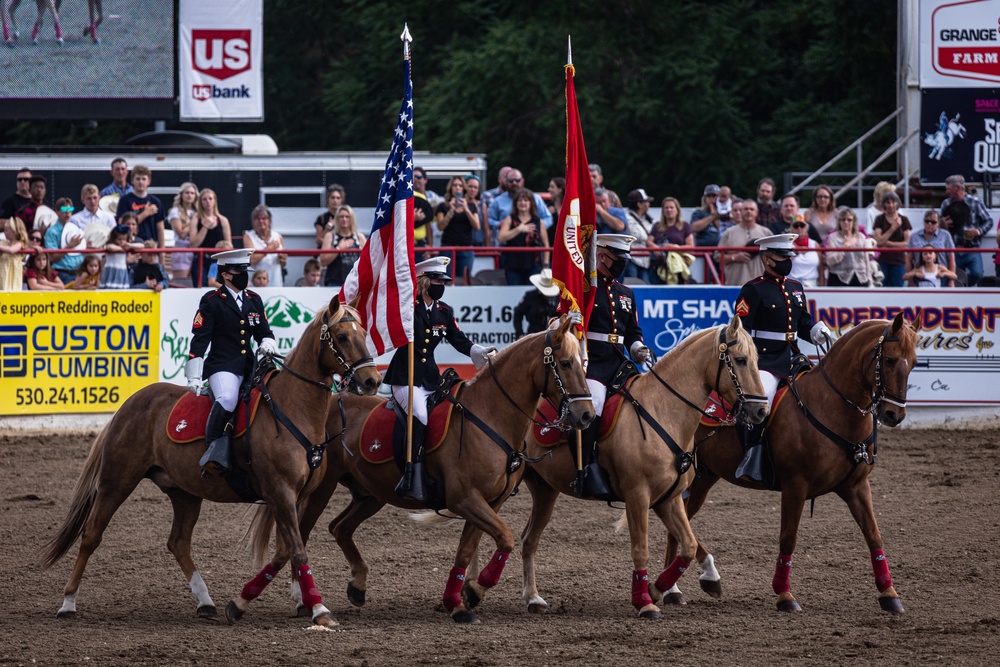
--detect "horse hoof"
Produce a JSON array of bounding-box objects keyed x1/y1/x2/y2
[
  {"x1": 879, "y1": 596, "x2": 905, "y2": 615},
  {"x1": 452, "y1": 609, "x2": 480, "y2": 624},
  {"x1": 224, "y1": 600, "x2": 244, "y2": 625},
  {"x1": 663, "y1": 592, "x2": 687, "y2": 606},
  {"x1": 56, "y1": 610, "x2": 77, "y2": 620},
  {"x1": 57, "y1": 37, "x2": 63, "y2": 45},
  {"x1": 699, "y1": 578, "x2": 723, "y2": 598},
  {"x1": 312, "y1": 613, "x2": 339, "y2": 628},
  {"x1": 462, "y1": 583, "x2": 482, "y2": 610},
  {"x1": 527, "y1": 602, "x2": 549, "y2": 615},
  {"x1": 346, "y1": 582, "x2": 366, "y2": 607},
  {"x1": 295, "y1": 604, "x2": 310, "y2": 618},
  {"x1": 196, "y1": 605, "x2": 218, "y2": 619},
  {"x1": 638, "y1": 605, "x2": 662, "y2": 620},
  {"x1": 776, "y1": 598, "x2": 802, "y2": 612}
]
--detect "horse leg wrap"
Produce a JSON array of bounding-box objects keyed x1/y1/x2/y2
[
  {"x1": 870, "y1": 549, "x2": 893, "y2": 592},
  {"x1": 631, "y1": 570, "x2": 653, "y2": 610},
  {"x1": 654, "y1": 557, "x2": 692, "y2": 594},
  {"x1": 476, "y1": 550, "x2": 510, "y2": 589},
  {"x1": 772, "y1": 554, "x2": 793, "y2": 594},
  {"x1": 241, "y1": 563, "x2": 279, "y2": 601},
  {"x1": 294, "y1": 564, "x2": 322, "y2": 609},
  {"x1": 442, "y1": 567, "x2": 466, "y2": 611}
]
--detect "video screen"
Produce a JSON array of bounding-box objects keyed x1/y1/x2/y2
[{"x1": 0, "y1": 0, "x2": 175, "y2": 119}]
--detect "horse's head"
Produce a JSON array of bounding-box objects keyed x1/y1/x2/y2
[
  {"x1": 715, "y1": 315, "x2": 769, "y2": 425},
  {"x1": 866, "y1": 313, "x2": 918, "y2": 427},
  {"x1": 537, "y1": 315, "x2": 594, "y2": 430},
  {"x1": 316, "y1": 296, "x2": 380, "y2": 396}
]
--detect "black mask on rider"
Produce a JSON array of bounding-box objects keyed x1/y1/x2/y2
[
  {"x1": 768, "y1": 256, "x2": 793, "y2": 277},
  {"x1": 427, "y1": 283, "x2": 445, "y2": 300},
  {"x1": 228, "y1": 270, "x2": 249, "y2": 290}
]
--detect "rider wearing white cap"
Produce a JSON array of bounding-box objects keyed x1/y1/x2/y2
[
  {"x1": 735, "y1": 234, "x2": 831, "y2": 409},
  {"x1": 185, "y1": 248, "x2": 278, "y2": 477}
]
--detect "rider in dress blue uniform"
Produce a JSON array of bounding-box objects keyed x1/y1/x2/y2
[{"x1": 185, "y1": 248, "x2": 278, "y2": 477}]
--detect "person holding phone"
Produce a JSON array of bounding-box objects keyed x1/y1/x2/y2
[{"x1": 435, "y1": 175, "x2": 480, "y2": 285}]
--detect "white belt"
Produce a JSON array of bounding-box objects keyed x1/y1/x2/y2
[
  {"x1": 586, "y1": 331, "x2": 623, "y2": 344},
  {"x1": 749, "y1": 329, "x2": 795, "y2": 342}
]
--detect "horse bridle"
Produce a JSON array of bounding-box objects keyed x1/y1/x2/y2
[
  {"x1": 818, "y1": 324, "x2": 906, "y2": 420},
  {"x1": 318, "y1": 309, "x2": 377, "y2": 394}
]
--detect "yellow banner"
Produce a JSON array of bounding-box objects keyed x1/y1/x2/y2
[{"x1": 0, "y1": 292, "x2": 159, "y2": 415}]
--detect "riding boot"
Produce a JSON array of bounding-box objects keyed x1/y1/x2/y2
[
  {"x1": 200, "y1": 401, "x2": 234, "y2": 478},
  {"x1": 395, "y1": 420, "x2": 428, "y2": 502},
  {"x1": 573, "y1": 420, "x2": 613, "y2": 501}
]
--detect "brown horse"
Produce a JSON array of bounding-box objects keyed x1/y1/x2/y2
[
  {"x1": 247, "y1": 315, "x2": 595, "y2": 625},
  {"x1": 515, "y1": 314, "x2": 768, "y2": 619},
  {"x1": 666, "y1": 314, "x2": 918, "y2": 614},
  {"x1": 42, "y1": 296, "x2": 380, "y2": 628}
]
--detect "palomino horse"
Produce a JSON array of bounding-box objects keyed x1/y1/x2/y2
[
  {"x1": 514, "y1": 315, "x2": 768, "y2": 619},
  {"x1": 5, "y1": 0, "x2": 102, "y2": 45},
  {"x1": 667, "y1": 314, "x2": 918, "y2": 614},
  {"x1": 246, "y1": 315, "x2": 594, "y2": 625},
  {"x1": 42, "y1": 296, "x2": 380, "y2": 628}
]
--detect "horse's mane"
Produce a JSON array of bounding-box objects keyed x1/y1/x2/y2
[
  {"x1": 281, "y1": 300, "x2": 362, "y2": 368},
  {"x1": 463, "y1": 323, "x2": 581, "y2": 389},
  {"x1": 651, "y1": 323, "x2": 757, "y2": 372}
]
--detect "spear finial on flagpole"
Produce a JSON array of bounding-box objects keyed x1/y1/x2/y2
[
  {"x1": 401, "y1": 23, "x2": 412, "y2": 59},
  {"x1": 567, "y1": 35, "x2": 572, "y2": 66}
]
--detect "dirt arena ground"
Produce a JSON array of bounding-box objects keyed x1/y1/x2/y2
[{"x1": 1, "y1": 427, "x2": 997, "y2": 666}]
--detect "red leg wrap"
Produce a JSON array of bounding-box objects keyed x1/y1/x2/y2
[
  {"x1": 772, "y1": 554, "x2": 793, "y2": 594},
  {"x1": 476, "y1": 550, "x2": 510, "y2": 589},
  {"x1": 631, "y1": 569, "x2": 653, "y2": 610},
  {"x1": 240, "y1": 563, "x2": 279, "y2": 601},
  {"x1": 442, "y1": 567, "x2": 466, "y2": 611},
  {"x1": 295, "y1": 564, "x2": 322, "y2": 609},
  {"x1": 654, "y1": 556, "x2": 692, "y2": 593},
  {"x1": 871, "y1": 549, "x2": 893, "y2": 592}
]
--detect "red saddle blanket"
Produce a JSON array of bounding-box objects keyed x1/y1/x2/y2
[
  {"x1": 359, "y1": 384, "x2": 463, "y2": 464},
  {"x1": 698, "y1": 385, "x2": 792, "y2": 427},
  {"x1": 166, "y1": 389, "x2": 266, "y2": 444},
  {"x1": 532, "y1": 376, "x2": 639, "y2": 447}
]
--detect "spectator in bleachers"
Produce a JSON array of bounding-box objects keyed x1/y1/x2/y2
[
  {"x1": 498, "y1": 188, "x2": 549, "y2": 286},
  {"x1": 513, "y1": 268, "x2": 560, "y2": 339},
  {"x1": 650, "y1": 196, "x2": 694, "y2": 284},
  {"x1": 940, "y1": 174, "x2": 994, "y2": 287},
  {"x1": 191, "y1": 188, "x2": 232, "y2": 288},
  {"x1": 718, "y1": 199, "x2": 769, "y2": 286},
  {"x1": 716, "y1": 185, "x2": 735, "y2": 235},
  {"x1": 132, "y1": 240, "x2": 169, "y2": 292},
  {"x1": 480, "y1": 166, "x2": 510, "y2": 246},
  {"x1": 24, "y1": 250, "x2": 64, "y2": 291},
  {"x1": 589, "y1": 163, "x2": 622, "y2": 208},
  {"x1": 904, "y1": 246, "x2": 958, "y2": 288},
  {"x1": 0, "y1": 216, "x2": 28, "y2": 291},
  {"x1": 625, "y1": 189, "x2": 656, "y2": 284},
  {"x1": 488, "y1": 169, "x2": 553, "y2": 245},
  {"x1": 252, "y1": 269, "x2": 269, "y2": 288},
  {"x1": 864, "y1": 181, "x2": 895, "y2": 236},
  {"x1": 100, "y1": 158, "x2": 132, "y2": 197},
  {"x1": 206, "y1": 241, "x2": 234, "y2": 288},
  {"x1": 244, "y1": 203, "x2": 286, "y2": 288},
  {"x1": 314, "y1": 184, "x2": 346, "y2": 249},
  {"x1": 16, "y1": 175, "x2": 51, "y2": 235},
  {"x1": 1, "y1": 168, "x2": 32, "y2": 225},
  {"x1": 906, "y1": 210, "x2": 956, "y2": 286},
  {"x1": 755, "y1": 177, "x2": 782, "y2": 231},
  {"x1": 46, "y1": 197, "x2": 84, "y2": 284},
  {"x1": 100, "y1": 224, "x2": 143, "y2": 290},
  {"x1": 68, "y1": 255, "x2": 102, "y2": 290},
  {"x1": 691, "y1": 184, "x2": 723, "y2": 247},
  {"x1": 463, "y1": 174, "x2": 484, "y2": 247},
  {"x1": 167, "y1": 182, "x2": 198, "y2": 283},
  {"x1": 823, "y1": 209, "x2": 871, "y2": 287},
  {"x1": 119, "y1": 212, "x2": 142, "y2": 281},
  {"x1": 28, "y1": 228, "x2": 44, "y2": 252},
  {"x1": 116, "y1": 166, "x2": 166, "y2": 258},
  {"x1": 414, "y1": 166, "x2": 443, "y2": 208},
  {"x1": 871, "y1": 191, "x2": 911, "y2": 287},
  {"x1": 788, "y1": 216, "x2": 825, "y2": 287},
  {"x1": 296, "y1": 259, "x2": 323, "y2": 287},
  {"x1": 320, "y1": 205, "x2": 365, "y2": 287},
  {"x1": 594, "y1": 188, "x2": 626, "y2": 233},
  {"x1": 545, "y1": 177, "x2": 565, "y2": 240},
  {"x1": 69, "y1": 184, "x2": 116, "y2": 236},
  {"x1": 436, "y1": 176, "x2": 480, "y2": 284},
  {"x1": 804, "y1": 185, "x2": 839, "y2": 241}
]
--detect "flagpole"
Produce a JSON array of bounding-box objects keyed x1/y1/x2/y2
[
  {"x1": 568, "y1": 35, "x2": 585, "y2": 479},
  {"x1": 403, "y1": 21, "x2": 415, "y2": 470}
]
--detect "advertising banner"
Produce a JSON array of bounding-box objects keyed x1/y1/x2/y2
[
  {"x1": 920, "y1": 87, "x2": 1000, "y2": 183},
  {"x1": 0, "y1": 293, "x2": 158, "y2": 415},
  {"x1": 179, "y1": 0, "x2": 264, "y2": 122},
  {"x1": 921, "y1": 0, "x2": 1000, "y2": 87}
]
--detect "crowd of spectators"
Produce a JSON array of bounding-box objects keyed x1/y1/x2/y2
[{"x1": 1, "y1": 160, "x2": 997, "y2": 292}]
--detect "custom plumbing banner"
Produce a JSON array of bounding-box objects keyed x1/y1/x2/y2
[
  {"x1": 0, "y1": 292, "x2": 158, "y2": 415},
  {"x1": 921, "y1": 0, "x2": 1000, "y2": 87},
  {"x1": 179, "y1": 0, "x2": 264, "y2": 121}
]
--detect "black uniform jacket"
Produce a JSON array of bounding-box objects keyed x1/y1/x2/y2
[
  {"x1": 384, "y1": 298, "x2": 475, "y2": 390},
  {"x1": 513, "y1": 289, "x2": 560, "y2": 337},
  {"x1": 584, "y1": 274, "x2": 643, "y2": 382},
  {"x1": 189, "y1": 287, "x2": 274, "y2": 377},
  {"x1": 735, "y1": 273, "x2": 814, "y2": 378}
]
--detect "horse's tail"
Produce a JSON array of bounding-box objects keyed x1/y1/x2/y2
[
  {"x1": 612, "y1": 510, "x2": 628, "y2": 534},
  {"x1": 41, "y1": 424, "x2": 109, "y2": 569},
  {"x1": 410, "y1": 509, "x2": 462, "y2": 525},
  {"x1": 246, "y1": 504, "x2": 276, "y2": 569}
]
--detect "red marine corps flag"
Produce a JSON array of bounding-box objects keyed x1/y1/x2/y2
[{"x1": 551, "y1": 36, "x2": 597, "y2": 337}]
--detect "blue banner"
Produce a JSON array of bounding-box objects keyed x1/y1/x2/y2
[{"x1": 633, "y1": 285, "x2": 741, "y2": 355}]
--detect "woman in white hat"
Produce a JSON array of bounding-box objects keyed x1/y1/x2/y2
[{"x1": 513, "y1": 268, "x2": 561, "y2": 339}]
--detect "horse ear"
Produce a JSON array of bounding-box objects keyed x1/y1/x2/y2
[
  {"x1": 727, "y1": 313, "x2": 742, "y2": 338},
  {"x1": 557, "y1": 314, "x2": 572, "y2": 336},
  {"x1": 890, "y1": 311, "x2": 905, "y2": 334},
  {"x1": 328, "y1": 295, "x2": 341, "y2": 315}
]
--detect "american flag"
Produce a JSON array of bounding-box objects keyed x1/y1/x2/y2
[{"x1": 339, "y1": 57, "x2": 416, "y2": 356}]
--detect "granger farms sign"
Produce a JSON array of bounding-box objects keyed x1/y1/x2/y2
[{"x1": 922, "y1": 0, "x2": 1000, "y2": 87}]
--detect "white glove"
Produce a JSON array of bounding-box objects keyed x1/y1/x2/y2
[
  {"x1": 810, "y1": 322, "x2": 832, "y2": 346},
  {"x1": 568, "y1": 310, "x2": 582, "y2": 325},
  {"x1": 630, "y1": 341, "x2": 651, "y2": 364},
  {"x1": 470, "y1": 344, "x2": 497, "y2": 370},
  {"x1": 258, "y1": 337, "x2": 279, "y2": 356},
  {"x1": 184, "y1": 357, "x2": 204, "y2": 395}
]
